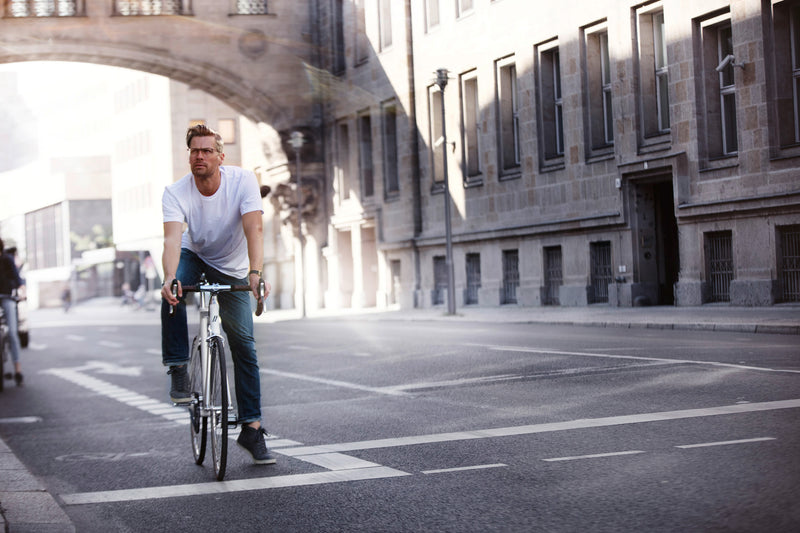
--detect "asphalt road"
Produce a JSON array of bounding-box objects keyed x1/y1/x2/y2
[{"x1": 1, "y1": 316, "x2": 799, "y2": 532}]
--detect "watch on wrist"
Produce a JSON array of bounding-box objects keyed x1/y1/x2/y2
[{"x1": 248, "y1": 269, "x2": 261, "y2": 277}]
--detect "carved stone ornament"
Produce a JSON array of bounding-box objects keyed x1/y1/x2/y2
[{"x1": 238, "y1": 30, "x2": 268, "y2": 60}]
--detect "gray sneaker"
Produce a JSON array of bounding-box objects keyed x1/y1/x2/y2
[
  {"x1": 167, "y1": 365, "x2": 192, "y2": 404},
  {"x1": 237, "y1": 425, "x2": 277, "y2": 465}
]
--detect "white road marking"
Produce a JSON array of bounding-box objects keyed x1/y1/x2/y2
[
  {"x1": 97, "y1": 341, "x2": 124, "y2": 349},
  {"x1": 422, "y1": 463, "x2": 507, "y2": 474},
  {"x1": 61, "y1": 466, "x2": 410, "y2": 505},
  {"x1": 42, "y1": 367, "x2": 187, "y2": 426},
  {"x1": 66, "y1": 335, "x2": 86, "y2": 342},
  {"x1": 260, "y1": 369, "x2": 410, "y2": 397},
  {"x1": 675, "y1": 437, "x2": 776, "y2": 449},
  {"x1": 543, "y1": 450, "x2": 645, "y2": 462},
  {"x1": 278, "y1": 398, "x2": 800, "y2": 455},
  {"x1": 145, "y1": 349, "x2": 161, "y2": 356},
  {"x1": 0, "y1": 416, "x2": 42, "y2": 424},
  {"x1": 384, "y1": 374, "x2": 522, "y2": 392},
  {"x1": 487, "y1": 345, "x2": 800, "y2": 374},
  {"x1": 28, "y1": 342, "x2": 48, "y2": 351}
]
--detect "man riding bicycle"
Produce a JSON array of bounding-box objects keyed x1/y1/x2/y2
[{"x1": 160, "y1": 124, "x2": 275, "y2": 465}]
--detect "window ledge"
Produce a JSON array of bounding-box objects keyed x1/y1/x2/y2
[
  {"x1": 464, "y1": 176, "x2": 484, "y2": 188},
  {"x1": 539, "y1": 160, "x2": 566, "y2": 173},
  {"x1": 699, "y1": 155, "x2": 738, "y2": 173},
  {"x1": 586, "y1": 151, "x2": 615, "y2": 164},
  {"x1": 499, "y1": 170, "x2": 522, "y2": 181}
]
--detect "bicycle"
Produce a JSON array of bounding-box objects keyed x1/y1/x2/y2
[{"x1": 169, "y1": 273, "x2": 266, "y2": 481}]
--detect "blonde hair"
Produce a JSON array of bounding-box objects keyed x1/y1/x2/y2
[{"x1": 186, "y1": 124, "x2": 224, "y2": 153}]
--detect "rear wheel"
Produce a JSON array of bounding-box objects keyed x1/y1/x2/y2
[
  {"x1": 209, "y1": 337, "x2": 228, "y2": 481},
  {"x1": 188, "y1": 338, "x2": 206, "y2": 465}
]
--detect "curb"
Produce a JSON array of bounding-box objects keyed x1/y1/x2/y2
[{"x1": 0, "y1": 436, "x2": 75, "y2": 533}]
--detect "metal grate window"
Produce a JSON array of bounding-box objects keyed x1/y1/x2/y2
[
  {"x1": 706, "y1": 231, "x2": 733, "y2": 302},
  {"x1": 590, "y1": 241, "x2": 612, "y2": 303},
  {"x1": 6, "y1": 0, "x2": 80, "y2": 16},
  {"x1": 502, "y1": 250, "x2": 519, "y2": 304},
  {"x1": 543, "y1": 246, "x2": 562, "y2": 306},
  {"x1": 114, "y1": 1, "x2": 183, "y2": 16},
  {"x1": 432, "y1": 256, "x2": 447, "y2": 306},
  {"x1": 464, "y1": 253, "x2": 481, "y2": 305},
  {"x1": 235, "y1": 0, "x2": 268, "y2": 15},
  {"x1": 779, "y1": 226, "x2": 800, "y2": 302}
]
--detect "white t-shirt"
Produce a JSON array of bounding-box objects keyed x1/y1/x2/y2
[{"x1": 162, "y1": 166, "x2": 263, "y2": 278}]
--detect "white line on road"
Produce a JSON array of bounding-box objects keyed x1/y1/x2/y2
[
  {"x1": 66, "y1": 334, "x2": 85, "y2": 342},
  {"x1": 486, "y1": 345, "x2": 800, "y2": 374},
  {"x1": 145, "y1": 349, "x2": 161, "y2": 356},
  {"x1": 61, "y1": 466, "x2": 410, "y2": 505},
  {"x1": 278, "y1": 398, "x2": 800, "y2": 456},
  {"x1": 422, "y1": 463, "x2": 507, "y2": 474},
  {"x1": 260, "y1": 369, "x2": 410, "y2": 397},
  {"x1": 0, "y1": 416, "x2": 43, "y2": 424},
  {"x1": 98, "y1": 340, "x2": 124, "y2": 349},
  {"x1": 543, "y1": 450, "x2": 645, "y2": 462},
  {"x1": 675, "y1": 437, "x2": 776, "y2": 449}
]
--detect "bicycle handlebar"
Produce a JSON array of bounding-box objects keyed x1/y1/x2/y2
[{"x1": 168, "y1": 278, "x2": 266, "y2": 317}]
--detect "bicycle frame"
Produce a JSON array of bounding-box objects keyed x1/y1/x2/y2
[{"x1": 195, "y1": 286, "x2": 233, "y2": 421}]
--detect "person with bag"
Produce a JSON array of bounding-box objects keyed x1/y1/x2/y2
[{"x1": 0, "y1": 238, "x2": 25, "y2": 386}]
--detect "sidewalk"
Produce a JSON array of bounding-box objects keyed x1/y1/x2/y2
[{"x1": 2, "y1": 300, "x2": 799, "y2": 531}]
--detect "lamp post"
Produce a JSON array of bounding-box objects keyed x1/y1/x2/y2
[
  {"x1": 289, "y1": 130, "x2": 306, "y2": 318},
  {"x1": 435, "y1": 68, "x2": 456, "y2": 315}
]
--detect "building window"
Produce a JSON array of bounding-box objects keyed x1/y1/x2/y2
[
  {"x1": 382, "y1": 101, "x2": 399, "y2": 195},
  {"x1": 25, "y1": 204, "x2": 64, "y2": 270},
  {"x1": 778, "y1": 225, "x2": 800, "y2": 303},
  {"x1": 7, "y1": 0, "x2": 81, "y2": 16},
  {"x1": 333, "y1": 0, "x2": 346, "y2": 75},
  {"x1": 501, "y1": 249, "x2": 519, "y2": 304},
  {"x1": 495, "y1": 56, "x2": 520, "y2": 176},
  {"x1": 234, "y1": 0, "x2": 268, "y2": 14},
  {"x1": 336, "y1": 121, "x2": 351, "y2": 201},
  {"x1": 354, "y1": 0, "x2": 369, "y2": 65},
  {"x1": 589, "y1": 241, "x2": 612, "y2": 304},
  {"x1": 636, "y1": 5, "x2": 670, "y2": 141},
  {"x1": 543, "y1": 246, "x2": 562, "y2": 306},
  {"x1": 770, "y1": 1, "x2": 800, "y2": 149},
  {"x1": 460, "y1": 71, "x2": 482, "y2": 182},
  {"x1": 583, "y1": 23, "x2": 614, "y2": 155},
  {"x1": 433, "y1": 255, "x2": 447, "y2": 305},
  {"x1": 456, "y1": 0, "x2": 474, "y2": 18},
  {"x1": 378, "y1": 0, "x2": 392, "y2": 51},
  {"x1": 425, "y1": 0, "x2": 439, "y2": 32},
  {"x1": 428, "y1": 84, "x2": 445, "y2": 188},
  {"x1": 537, "y1": 41, "x2": 564, "y2": 162},
  {"x1": 218, "y1": 119, "x2": 236, "y2": 145},
  {"x1": 705, "y1": 231, "x2": 733, "y2": 303},
  {"x1": 358, "y1": 112, "x2": 374, "y2": 198},
  {"x1": 465, "y1": 253, "x2": 481, "y2": 305},
  {"x1": 697, "y1": 13, "x2": 739, "y2": 161},
  {"x1": 113, "y1": 1, "x2": 184, "y2": 15}
]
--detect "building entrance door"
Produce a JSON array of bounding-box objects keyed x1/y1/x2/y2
[{"x1": 631, "y1": 178, "x2": 679, "y2": 305}]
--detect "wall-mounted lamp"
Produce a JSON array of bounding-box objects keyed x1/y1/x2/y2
[{"x1": 716, "y1": 54, "x2": 745, "y2": 72}]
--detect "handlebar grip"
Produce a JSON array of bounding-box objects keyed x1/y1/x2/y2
[
  {"x1": 255, "y1": 279, "x2": 266, "y2": 317},
  {"x1": 168, "y1": 279, "x2": 179, "y2": 316}
]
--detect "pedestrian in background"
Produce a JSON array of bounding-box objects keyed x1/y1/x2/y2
[{"x1": 0, "y1": 238, "x2": 25, "y2": 386}]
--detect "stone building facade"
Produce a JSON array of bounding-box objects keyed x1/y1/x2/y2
[
  {"x1": 1, "y1": 0, "x2": 798, "y2": 309},
  {"x1": 315, "y1": 0, "x2": 800, "y2": 309}
]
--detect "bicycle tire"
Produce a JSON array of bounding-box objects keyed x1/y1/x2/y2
[
  {"x1": 188, "y1": 338, "x2": 206, "y2": 465},
  {"x1": 209, "y1": 337, "x2": 228, "y2": 481}
]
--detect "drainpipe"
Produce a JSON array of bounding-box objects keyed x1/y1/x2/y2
[{"x1": 405, "y1": 0, "x2": 422, "y2": 307}]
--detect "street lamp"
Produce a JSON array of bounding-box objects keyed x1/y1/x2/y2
[
  {"x1": 289, "y1": 130, "x2": 306, "y2": 318},
  {"x1": 435, "y1": 68, "x2": 456, "y2": 315}
]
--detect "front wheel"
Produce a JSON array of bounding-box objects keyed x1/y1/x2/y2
[
  {"x1": 188, "y1": 338, "x2": 206, "y2": 465},
  {"x1": 209, "y1": 337, "x2": 228, "y2": 481}
]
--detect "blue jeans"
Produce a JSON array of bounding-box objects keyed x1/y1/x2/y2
[
  {"x1": 0, "y1": 296, "x2": 21, "y2": 364},
  {"x1": 161, "y1": 249, "x2": 262, "y2": 424}
]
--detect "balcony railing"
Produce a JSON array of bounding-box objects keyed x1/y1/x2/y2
[
  {"x1": 4, "y1": 0, "x2": 83, "y2": 17},
  {"x1": 234, "y1": 1, "x2": 268, "y2": 15}
]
